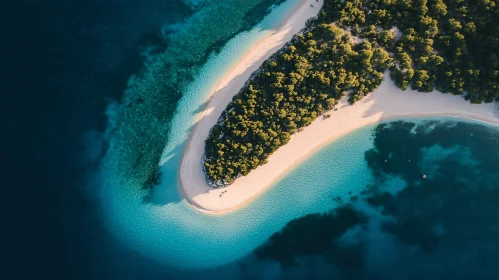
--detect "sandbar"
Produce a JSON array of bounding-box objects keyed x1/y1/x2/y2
[{"x1": 179, "y1": 0, "x2": 499, "y2": 214}]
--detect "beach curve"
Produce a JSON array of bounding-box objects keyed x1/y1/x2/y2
[{"x1": 179, "y1": 0, "x2": 499, "y2": 214}]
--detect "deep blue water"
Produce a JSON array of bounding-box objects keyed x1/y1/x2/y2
[
  {"x1": 5, "y1": 0, "x2": 192, "y2": 278},
  {"x1": 5, "y1": 0, "x2": 499, "y2": 279},
  {"x1": 5, "y1": 0, "x2": 287, "y2": 278}
]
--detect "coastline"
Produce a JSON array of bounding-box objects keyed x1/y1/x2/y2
[
  {"x1": 179, "y1": 0, "x2": 499, "y2": 215},
  {"x1": 179, "y1": 0, "x2": 322, "y2": 213}
]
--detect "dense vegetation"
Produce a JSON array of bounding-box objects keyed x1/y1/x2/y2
[
  {"x1": 204, "y1": 25, "x2": 392, "y2": 185},
  {"x1": 324, "y1": 0, "x2": 499, "y2": 102},
  {"x1": 204, "y1": 0, "x2": 499, "y2": 186}
]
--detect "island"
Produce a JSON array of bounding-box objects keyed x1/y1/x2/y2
[{"x1": 179, "y1": 0, "x2": 499, "y2": 213}]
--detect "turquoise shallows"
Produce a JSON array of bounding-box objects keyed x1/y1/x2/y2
[
  {"x1": 98, "y1": 0, "x2": 499, "y2": 271},
  {"x1": 101, "y1": 0, "x2": 359, "y2": 269}
]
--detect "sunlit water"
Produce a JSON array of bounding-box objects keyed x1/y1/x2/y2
[
  {"x1": 253, "y1": 118, "x2": 499, "y2": 279},
  {"x1": 18, "y1": 0, "x2": 499, "y2": 278},
  {"x1": 99, "y1": 0, "x2": 499, "y2": 274},
  {"x1": 101, "y1": 0, "x2": 339, "y2": 269}
]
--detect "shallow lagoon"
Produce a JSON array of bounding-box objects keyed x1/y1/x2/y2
[
  {"x1": 99, "y1": 0, "x2": 499, "y2": 277},
  {"x1": 103, "y1": 103, "x2": 499, "y2": 274},
  {"x1": 17, "y1": 0, "x2": 499, "y2": 277},
  {"x1": 101, "y1": 0, "x2": 340, "y2": 268}
]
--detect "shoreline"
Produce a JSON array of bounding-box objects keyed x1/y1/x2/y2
[
  {"x1": 183, "y1": 112, "x2": 499, "y2": 216},
  {"x1": 178, "y1": 0, "x2": 499, "y2": 215},
  {"x1": 178, "y1": 0, "x2": 323, "y2": 213}
]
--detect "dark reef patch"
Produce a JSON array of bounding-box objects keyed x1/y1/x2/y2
[
  {"x1": 366, "y1": 120, "x2": 499, "y2": 255},
  {"x1": 253, "y1": 120, "x2": 499, "y2": 279},
  {"x1": 255, "y1": 206, "x2": 368, "y2": 271}
]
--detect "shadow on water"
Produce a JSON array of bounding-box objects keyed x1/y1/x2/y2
[
  {"x1": 141, "y1": 122, "x2": 198, "y2": 206},
  {"x1": 191, "y1": 100, "x2": 211, "y2": 116},
  {"x1": 152, "y1": 23, "x2": 291, "y2": 201},
  {"x1": 112, "y1": 0, "x2": 299, "y2": 200},
  {"x1": 137, "y1": 0, "x2": 296, "y2": 206}
]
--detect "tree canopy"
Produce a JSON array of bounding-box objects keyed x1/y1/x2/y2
[{"x1": 203, "y1": 0, "x2": 499, "y2": 186}]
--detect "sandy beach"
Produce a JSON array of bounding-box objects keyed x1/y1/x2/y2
[{"x1": 179, "y1": 0, "x2": 499, "y2": 214}]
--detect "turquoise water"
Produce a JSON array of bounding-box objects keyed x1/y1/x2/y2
[
  {"x1": 102, "y1": 0, "x2": 335, "y2": 269},
  {"x1": 108, "y1": 0, "x2": 288, "y2": 191},
  {"x1": 15, "y1": 0, "x2": 499, "y2": 277},
  {"x1": 253, "y1": 119, "x2": 499, "y2": 279},
  {"x1": 98, "y1": 0, "x2": 499, "y2": 275},
  {"x1": 103, "y1": 117, "x2": 376, "y2": 269}
]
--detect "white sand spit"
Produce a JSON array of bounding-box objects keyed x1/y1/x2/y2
[{"x1": 179, "y1": 0, "x2": 499, "y2": 214}]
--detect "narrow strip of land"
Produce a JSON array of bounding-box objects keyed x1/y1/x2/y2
[{"x1": 179, "y1": 0, "x2": 499, "y2": 214}]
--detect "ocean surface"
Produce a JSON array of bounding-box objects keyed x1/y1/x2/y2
[{"x1": 6, "y1": 0, "x2": 499, "y2": 279}]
